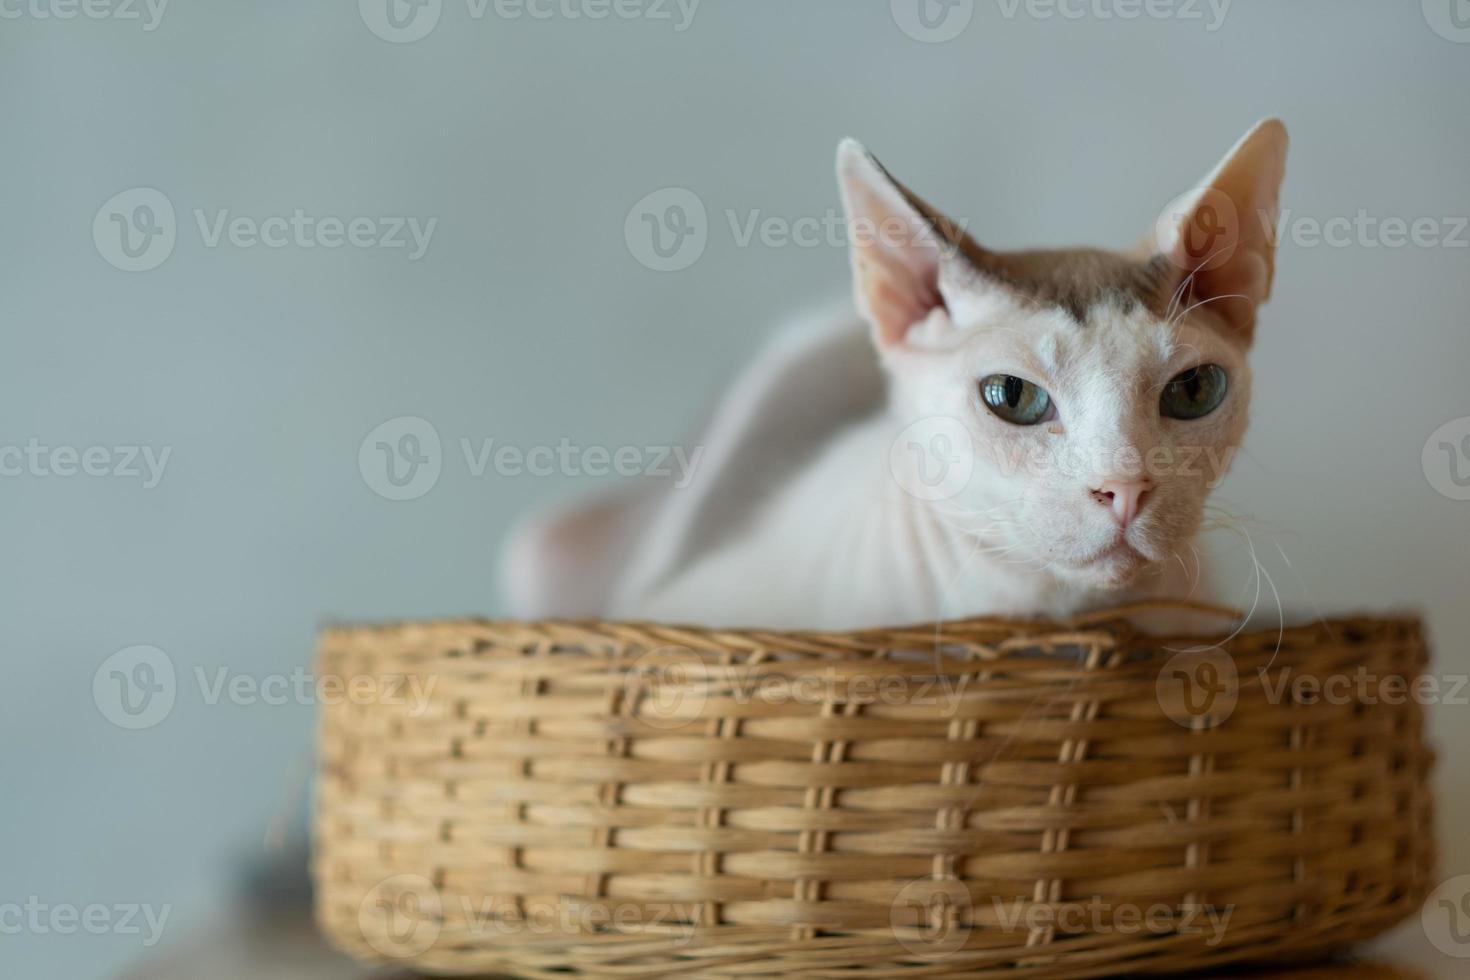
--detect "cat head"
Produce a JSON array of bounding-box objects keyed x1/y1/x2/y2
[{"x1": 838, "y1": 120, "x2": 1287, "y2": 591}]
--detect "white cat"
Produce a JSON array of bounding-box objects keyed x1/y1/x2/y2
[{"x1": 503, "y1": 120, "x2": 1288, "y2": 630}]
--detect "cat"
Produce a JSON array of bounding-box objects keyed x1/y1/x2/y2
[{"x1": 503, "y1": 120, "x2": 1288, "y2": 630}]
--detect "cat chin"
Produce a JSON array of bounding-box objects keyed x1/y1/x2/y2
[{"x1": 1054, "y1": 548, "x2": 1153, "y2": 590}]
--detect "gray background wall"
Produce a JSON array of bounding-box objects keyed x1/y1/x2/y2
[{"x1": 3, "y1": 2, "x2": 1468, "y2": 976}]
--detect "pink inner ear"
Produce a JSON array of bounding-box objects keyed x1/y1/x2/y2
[
  {"x1": 1176, "y1": 213, "x2": 1271, "y2": 338},
  {"x1": 838, "y1": 142, "x2": 957, "y2": 351},
  {"x1": 1169, "y1": 120, "x2": 1287, "y2": 340},
  {"x1": 857, "y1": 246, "x2": 944, "y2": 348}
]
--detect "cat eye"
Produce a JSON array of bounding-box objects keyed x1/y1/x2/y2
[
  {"x1": 980, "y1": 374, "x2": 1054, "y2": 426},
  {"x1": 1160, "y1": 364, "x2": 1228, "y2": 420}
]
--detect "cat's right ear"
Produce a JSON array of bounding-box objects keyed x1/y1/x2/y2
[{"x1": 837, "y1": 140, "x2": 961, "y2": 350}]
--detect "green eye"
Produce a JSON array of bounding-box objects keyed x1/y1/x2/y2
[
  {"x1": 980, "y1": 374, "x2": 1054, "y2": 426},
  {"x1": 1160, "y1": 364, "x2": 1228, "y2": 420}
]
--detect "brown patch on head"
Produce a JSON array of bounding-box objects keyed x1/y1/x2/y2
[
  {"x1": 955, "y1": 247, "x2": 1177, "y2": 323},
  {"x1": 873, "y1": 157, "x2": 1178, "y2": 323}
]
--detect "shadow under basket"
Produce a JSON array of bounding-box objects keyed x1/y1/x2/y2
[{"x1": 312, "y1": 607, "x2": 1436, "y2": 979}]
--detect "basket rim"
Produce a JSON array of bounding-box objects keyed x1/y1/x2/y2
[{"x1": 314, "y1": 601, "x2": 1426, "y2": 654}]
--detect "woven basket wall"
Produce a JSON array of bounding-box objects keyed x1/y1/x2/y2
[{"x1": 313, "y1": 609, "x2": 1435, "y2": 978}]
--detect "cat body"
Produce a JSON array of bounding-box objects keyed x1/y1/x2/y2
[
  {"x1": 505, "y1": 121, "x2": 1287, "y2": 629},
  {"x1": 624, "y1": 398, "x2": 1200, "y2": 629}
]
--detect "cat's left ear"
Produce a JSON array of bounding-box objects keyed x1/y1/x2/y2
[
  {"x1": 837, "y1": 139, "x2": 970, "y2": 351},
  {"x1": 1156, "y1": 119, "x2": 1288, "y2": 341}
]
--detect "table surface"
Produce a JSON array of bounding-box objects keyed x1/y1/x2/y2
[{"x1": 119, "y1": 907, "x2": 1461, "y2": 980}]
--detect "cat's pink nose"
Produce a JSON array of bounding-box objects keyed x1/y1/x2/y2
[{"x1": 1090, "y1": 480, "x2": 1153, "y2": 528}]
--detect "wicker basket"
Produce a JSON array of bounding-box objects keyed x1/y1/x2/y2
[{"x1": 312, "y1": 606, "x2": 1435, "y2": 978}]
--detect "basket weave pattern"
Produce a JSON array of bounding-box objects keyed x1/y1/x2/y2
[{"x1": 313, "y1": 612, "x2": 1434, "y2": 978}]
